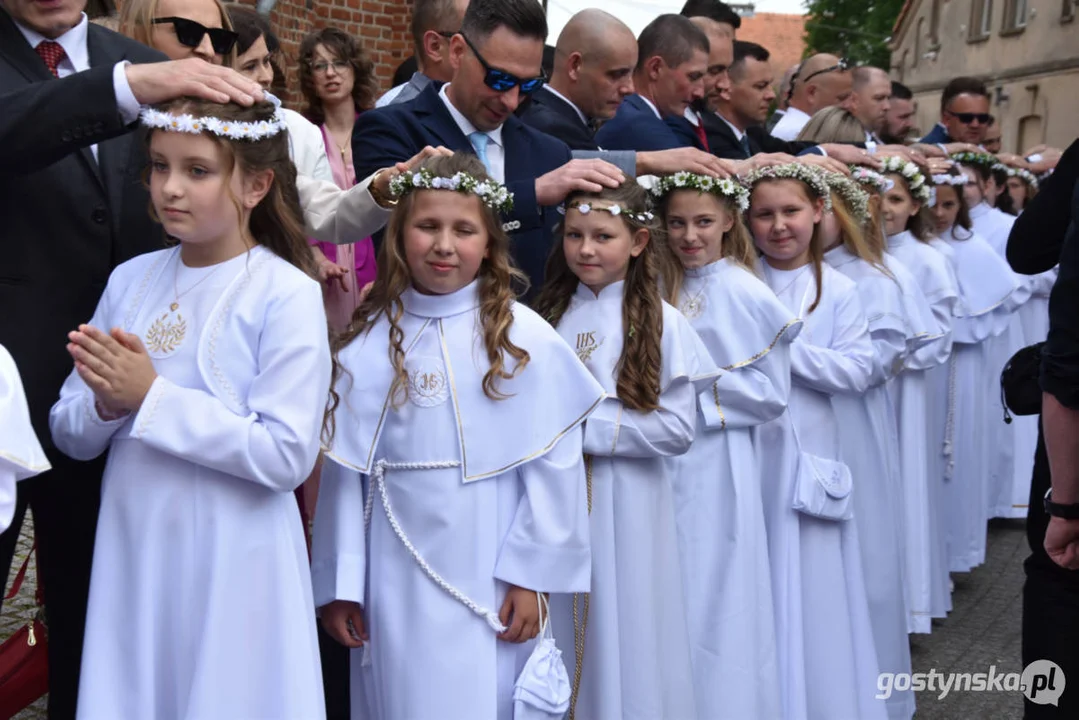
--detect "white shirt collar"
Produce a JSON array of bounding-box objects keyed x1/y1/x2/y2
[
  {"x1": 783, "y1": 105, "x2": 811, "y2": 125},
  {"x1": 543, "y1": 84, "x2": 588, "y2": 126},
  {"x1": 717, "y1": 111, "x2": 745, "y2": 141},
  {"x1": 15, "y1": 12, "x2": 90, "y2": 73},
  {"x1": 637, "y1": 94, "x2": 662, "y2": 120},
  {"x1": 439, "y1": 83, "x2": 503, "y2": 148},
  {"x1": 682, "y1": 107, "x2": 701, "y2": 127}
]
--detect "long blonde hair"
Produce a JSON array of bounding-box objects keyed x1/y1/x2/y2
[
  {"x1": 120, "y1": 0, "x2": 237, "y2": 65},
  {"x1": 828, "y1": 190, "x2": 890, "y2": 275},
  {"x1": 796, "y1": 106, "x2": 866, "y2": 144},
  {"x1": 323, "y1": 154, "x2": 529, "y2": 443}
]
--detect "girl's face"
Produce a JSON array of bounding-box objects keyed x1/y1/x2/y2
[
  {"x1": 236, "y1": 34, "x2": 274, "y2": 90},
  {"x1": 149, "y1": 131, "x2": 270, "y2": 257},
  {"x1": 882, "y1": 174, "x2": 921, "y2": 237},
  {"x1": 748, "y1": 179, "x2": 822, "y2": 270},
  {"x1": 1006, "y1": 176, "x2": 1028, "y2": 210},
  {"x1": 665, "y1": 190, "x2": 734, "y2": 270},
  {"x1": 563, "y1": 204, "x2": 648, "y2": 295},
  {"x1": 961, "y1": 166, "x2": 985, "y2": 208},
  {"x1": 152, "y1": 0, "x2": 226, "y2": 64},
  {"x1": 403, "y1": 190, "x2": 489, "y2": 296},
  {"x1": 931, "y1": 184, "x2": 961, "y2": 233},
  {"x1": 311, "y1": 43, "x2": 355, "y2": 106}
]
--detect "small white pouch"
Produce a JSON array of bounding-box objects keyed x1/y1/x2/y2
[
  {"x1": 792, "y1": 451, "x2": 854, "y2": 521},
  {"x1": 513, "y1": 593, "x2": 571, "y2": 720}
]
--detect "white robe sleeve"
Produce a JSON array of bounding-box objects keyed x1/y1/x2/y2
[
  {"x1": 790, "y1": 290, "x2": 876, "y2": 395},
  {"x1": 126, "y1": 284, "x2": 331, "y2": 493},
  {"x1": 700, "y1": 352, "x2": 790, "y2": 430},
  {"x1": 310, "y1": 457, "x2": 367, "y2": 608},
  {"x1": 49, "y1": 284, "x2": 131, "y2": 461},
  {"x1": 908, "y1": 292, "x2": 954, "y2": 369},
  {"x1": 869, "y1": 327, "x2": 909, "y2": 385},
  {"x1": 494, "y1": 428, "x2": 592, "y2": 594},
  {"x1": 298, "y1": 172, "x2": 392, "y2": 245},
  {"x1": 582, "y1": 378, "x2": 696, "y2": 458}
]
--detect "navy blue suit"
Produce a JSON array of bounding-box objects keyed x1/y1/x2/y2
[
  {"x1": 919, "y1": 123, "x2": 951, "y2": 144},
  {"x1": 352, "y1": 84, "x2": 572, "y2": 292},
  {"x1": 594, "y1": 94, "x2": 688, "y2": 151}
]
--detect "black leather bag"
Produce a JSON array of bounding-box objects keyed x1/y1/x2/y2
[{"x1": 1000, "y1": 342, "x2": 1045, "y2": 421}]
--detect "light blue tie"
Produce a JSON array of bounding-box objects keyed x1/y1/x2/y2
[{"x1": 469, "y1": 131, "x2": 491, "y2": 173}]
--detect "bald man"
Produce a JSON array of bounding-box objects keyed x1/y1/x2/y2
[
  {"x1": 770, "y1": 53, "x2": 852, "y2": 141},
  {"x1": 847, "y1": 66, "x2": 891, "y2": 141}
]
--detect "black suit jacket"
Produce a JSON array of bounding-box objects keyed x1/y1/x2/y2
[
  {"x1": 705, "y1": 111, "x2": 821, "y2": 159},
  {"x1": 0, "y1": 10, "x2": 166, "y2": 441},
  {"x1": 516, "y1": 86, "x2": 598, "y2": 151}
]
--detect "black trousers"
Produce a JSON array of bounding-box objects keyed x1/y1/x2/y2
[
  {"x1": 1022, "y1": 424, "x2": 1079, "y2": 718},
  {"x1": 0, "y1": 450, "x2": 103, "y2": 720}
]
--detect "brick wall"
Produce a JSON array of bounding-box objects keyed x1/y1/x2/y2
[{"x1": 235, "y1": 0, "x2": 415, "y2": 108}]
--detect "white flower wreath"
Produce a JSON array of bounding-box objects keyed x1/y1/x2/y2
[
  {"x1": 879, "y1": 155, "x2": 931, "y2": 204},
  {"x1": 848, "y1": 166, "x2": 895, "y2": 193},
  {"x1": 821, "y1": 173, "x2": 870, "y2": 223},
  {"x1": 950, "y1": 151, "x2": 998, "y2": 169},
  {"x1": 559, "y1": 199, "x2": 654, "y2": 224},
  {"x1": 930, "y1": 173, "x2": 968, "y2": 187},
  {"x1": 1003, "y1": 166, "x2": 1039, "y2": 190},
  {"x1": 649, "y1": 172, "x2": 750, "y2": 212},
  {"x1": 739, "y1": 163, "x2": 833, "y2": 212},
  {"x1": 139, "y1": 93, "x2": 289, "y2": 141},
  {"x1": 389, "y1": 169, "x2": 514, "y2": 213}
]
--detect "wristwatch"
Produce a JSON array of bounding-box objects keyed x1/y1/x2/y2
[
  {"x1": 369, "y1": 169, "x2": 398, "y2": 209},
  {"x1": 1044, "y1": 489, "x2": 1079, "y2": 520}
]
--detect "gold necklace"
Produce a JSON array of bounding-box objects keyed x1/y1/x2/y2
[{"x1": 145, "y1": 253, "x2": 226, "y2": 356}]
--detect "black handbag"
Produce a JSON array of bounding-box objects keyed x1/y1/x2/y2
[{"x1": 1000, "y1": 342, "x2": 1045, "y2": 422}]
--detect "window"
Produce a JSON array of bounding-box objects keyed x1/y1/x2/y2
[
  {"x1": 969, "y1": 0, "x2": 994, "y2": 40},
  {"x1": 1002, "y1": 0, "x2": 1029, "y2": 32}
]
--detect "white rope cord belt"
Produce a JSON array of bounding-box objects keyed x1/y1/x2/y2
[
  {"x1": 942, "y1": 353, "x2": 958, "y2": 482},
  {"x1": 364, "y1": 459, "x2": 508, "y2": 633}
]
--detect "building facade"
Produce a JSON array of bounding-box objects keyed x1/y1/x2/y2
[{"x1": 889, "y1": 0, "x2": 1079, "y2": 151}]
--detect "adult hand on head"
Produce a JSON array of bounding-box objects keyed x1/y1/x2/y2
[
  {"x1": 994, "y1": 153, "x2": 1030, "y2": 169},
  {"x1": 637, "y1": 148, "x2": 731, "y2": 178},
  {"x1": 535, "y1": 159, "x2": 625, "y2": 207},
  {"x1": 371, "y1": 146, "x2": 455, "y2": 200},
  {"x1": 942, "y1": 142, "x2": 981, "y2": 155},
  {"x1": 797, "y1": 153, "x2": 851, "y2": 175},
  {"x1": 728, "y1": 153, "x2": 797, "y2": 175},
  {"x1": 818, "y1": 144, "x2": 881, "y2": 171},
  {"x1": 125, "y1": 59, "x2": 264, "y2": 106},
  {"x1": 876, "y1": 145, "x2": 929, "y2": 172},
  {"x1": 925, "y1": 157, "x2": 956, "y2": 175}
]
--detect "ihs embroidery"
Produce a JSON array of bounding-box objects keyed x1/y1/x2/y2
[
  {"x1": 407, "y1": 356, "x2": 449, "y2": 407},
  {"x1": 575, "y1": 331, "x2": 604, "y2": 364},
  {"x1": 144, "y1": 304, "x2": 187, "y2": 356}
]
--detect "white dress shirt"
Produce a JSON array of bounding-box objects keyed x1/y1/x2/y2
[
  {"x1": 15, "y1": 13, "x2": 141, "y2": 162},
  {"x1": 770, "y1": 105, "x2": 811, "y2": 141},
  {"x1": 439, "y1": 83, "x2": 505, "y2": 183},
  {"x1": 543, "y1": 84, "x2": 589, "y2": 126},
  {"x1": 638, "y1": 93, "x2": 663, "y2": 120}
]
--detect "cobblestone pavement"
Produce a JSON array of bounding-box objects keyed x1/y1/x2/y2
[{"x1": 0, "y1": 516, "x2": 1030, "y2": 720}]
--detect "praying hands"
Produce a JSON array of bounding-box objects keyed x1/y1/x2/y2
[{"x1": 66, "y1": 325, "x2": 158, "y2": 419}]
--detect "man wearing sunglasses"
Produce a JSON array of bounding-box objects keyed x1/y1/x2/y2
[
  {"x1": 353, "y1": 0, "x2": 624, "y2": 293},
  {"x1": 919, "y1": 76, "x2": 991, "y2": 146},
  {"x1": 770, "y1": 53, "x2": 853, "y2": 141}
]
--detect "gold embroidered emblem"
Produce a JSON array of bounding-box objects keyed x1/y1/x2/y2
[
  {"x1": 407, "y1": 356, "x2": 449, "y2": 407},
  {"x1": 144, "y1": 309, "x2": 187, "y2": 356},
  {"x1": 575, "y1": 331, "x2": 603, "y2": 364}
]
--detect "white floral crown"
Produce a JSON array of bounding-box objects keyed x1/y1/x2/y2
[
  {"x1": 559, "y1": 199, "x2": 655, "y2": 224},
  {"x1": 140, "y1": 93, "x2": 288, "y2": 140},
  {"x1": 879, "y1": 155, "x2": 931, "y2": 204},
  {"x1": 1004, "y1": 166, "x2": 1039, "y2": 189},
  {"x1": 822, "y1": 173, "x2": 870, "y2": 223},
  {"x1": 950, "y1": 151, "x2": 998, "y2": 169},
  {"x1": 649, "y1": 172, "x2": 751, "y2": 212},
  {"x1": 930, "y1": 173, "x2": 968, "y2": 187},
  {"x1": 849, "y1": 166, "x2": 895, "y2": 193},
  {"x1": 740, "y1": 163, "x2": 833, "y2": 212},
  {"x1": 389, "y1": 169, "x2": 514, "y2": 213}
]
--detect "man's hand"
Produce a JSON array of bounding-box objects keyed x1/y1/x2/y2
[
  {"x1": 371, "y1": 145, "x2": 455, "y2": 200},
  {"x1": 637, "y1": 148, "x2": 731, "y2": 178},
  {"x1": 797, "y1": 153, "x2": 851, "y2": 175},
  {"x1": 725, "y1": 152, "x2": 796, "y2": 175},
  {"x1": 1045, "y1": 517, "x2": 1079, "y2": 569},
  {"x1": 818, "y1": 144, "x2": 881, "y2": 170},
  {"x1": 535, "y1": 159, "x2": 624, "y2": 206},
  {"x1": 320, "y1": 600, "x2": 368, "y2": 648},
  {"x1": 125, "y1": 58, "x2": 264, "y2": 106},
  {"x1": 943, "y1": 142, "x2": 981, "y2": 155},
  {"x1": 995, "y1": 152, "x2": 1030, "y2": 169}
]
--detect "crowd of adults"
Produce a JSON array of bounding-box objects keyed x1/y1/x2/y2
[{"x1": 1, "y1": 0, "x2": 1076, "y2": 717}]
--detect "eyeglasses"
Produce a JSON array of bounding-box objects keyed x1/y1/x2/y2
[
  {"x1": 460, "y1": 33, "x2": 545, "y2": 94},
  {"x1": 311, "y1": 60, "x2": 351, "y2": 75},
  {"x1": 801, "y1": 58, "x2": 851, "y2": 85},
  {"x1": 152, "y1": 17, "x2": 238, "y2": 56},
  {"x1": 945, "y1": 110, "x2": 991, "y2": 125}
]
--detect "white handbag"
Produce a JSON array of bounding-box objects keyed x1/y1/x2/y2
[
  {"x1": 792, "y1": 451, "x2": 854, "y2": 521},
  {"x1": 513, "y1": 593, "x2": 571, "y2": 720}
]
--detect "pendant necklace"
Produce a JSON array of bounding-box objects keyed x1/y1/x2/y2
[
  {"x1": 679, "y1": 276, "x2": 710, "y2": 320},
  {"x1": 144, "y1": 252, "x2": 227, "y2": 357}
]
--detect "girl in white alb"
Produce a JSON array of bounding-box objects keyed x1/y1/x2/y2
[
  {"x1": 534, "y1": 180, "x2": 717, "y2": 720},
  {"x1": 49, "y1": 98, "x2": 330, "y2": 719},
  {"x1": 312, "y1": 154, "x2": 604, "y2": 720},
  {"x1": 745, "y1": 164, "x2": 886, "y2": 720},
  {"x1": 653, "y1": 173, "x2": 789, "y2": 720},
  {"x1": 0, "y1": 345, "x2": 50, "y2": 533}
]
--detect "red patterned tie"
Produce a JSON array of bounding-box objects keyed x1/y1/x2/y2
[
  {"x1": 35, "y1": 40, "x2": 66, "y2": 78},
  {"x1": 693, "y1": 118, "x2": 710, "y2": 152}
]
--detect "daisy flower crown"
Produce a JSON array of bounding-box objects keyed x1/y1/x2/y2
[
  {"x1": 950, "y1": 150, "x2": 999, "y2": 170},
  {"x1": 848, "y1": 166, "x2": 895, "y2": 193},
  {"x1": 879, "y1": 155, "x2": 931, "y2": 204},
  {"x1": 822, "y1": 173, "x2": 870, "y2": 223},
  {"x1": 1004, "y1": 166, "x2": 1039, "y2": 189},
  {"x1": 930, "y1": 173, "x2": 969, "y2": 187},
  {"x1": 649, "y1": 172, "x2": 751, "y2": 212},
  {"x1": 140, "y1": 92, "x2": 288, "y2": 141},
  {"x1": 559, "y1": 199, "x2": 655, "y2": 224},
  {"x1": 740, "y1": 163, "x2": 833, "y2": 212},
  {"x1": 389, "y1": 169, "x2": 514, "y2": 213}
]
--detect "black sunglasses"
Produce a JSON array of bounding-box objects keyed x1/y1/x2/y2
[
  {"x1": 153, "y1": 17, "x2": 239, "y2": 56},
  {"x1": 801, "y1": 58, "x2": 851, "y2": 85},
  {"x1": 946, "y1": 110, "x2": 991, "y2": 125},
  {"x1": 459, "y1": 33, "x2": 545, "y2": 94}
]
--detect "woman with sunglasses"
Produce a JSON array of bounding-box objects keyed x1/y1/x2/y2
[
  {"x1": 297, "y1": 27, "x2": 380, "y2": 329},
  {"x1": 120, "y1": 0, "x2": 237, "y2": 64}
]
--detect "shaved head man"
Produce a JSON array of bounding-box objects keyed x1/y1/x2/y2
[
  {"x1": 848, "y1": 66, "x2": 891, "y2": 138},
  {"x1": 689, "y1": 15, "x2": 733, "y2": 110},
  {"x1": 548, "y1": 9, "x2": 638, "y2": 121},
  {"x1": 771, "y1": 53, "x2": 852, "y2": 140}
]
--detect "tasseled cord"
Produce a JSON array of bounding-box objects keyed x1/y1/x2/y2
[{"x1": 942, "y1": 353, "x2": 958, "y2": 482}]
